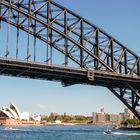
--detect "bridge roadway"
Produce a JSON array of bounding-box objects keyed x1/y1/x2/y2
[{"x1": 0, "y1": 57, "x2": 139, "y2": 89}]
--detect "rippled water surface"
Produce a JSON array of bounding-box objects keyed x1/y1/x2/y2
[{"x1": 0, "y1": 125, "x2": 140, "y2": 140}]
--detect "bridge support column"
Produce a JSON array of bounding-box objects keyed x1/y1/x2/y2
[
  {"x1": 0, "y1": 3, "x2": 1, "y2": 29},
  {"x1": 108, "y1": 83, "x2": 140, "y2": 120}
]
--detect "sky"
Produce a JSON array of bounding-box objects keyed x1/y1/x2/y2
[{"x1": 0, "y1": 0, "x2": 140, "y2": 116}]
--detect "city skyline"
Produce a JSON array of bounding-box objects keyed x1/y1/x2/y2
[
  {"x1": 0, "y1": 0, "x2": 140, "y2": 116},
  {"x1": 0, "y1": 102, "x2": 131, "y2": 117}
]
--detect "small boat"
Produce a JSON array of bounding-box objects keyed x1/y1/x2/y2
[{"x1": 104, "y1": 130, "x2": 112, "y2": 134}]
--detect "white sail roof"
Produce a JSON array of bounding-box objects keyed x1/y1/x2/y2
[
  {"x1": 10, "y1": 104, "x2": 21, "y2": 119},
  {"x1": 0, "y1": 110, "x2": 14, "y2": 118},
  {"x1": 6, "y1": 107, "x2": 19, "y2": 119}
]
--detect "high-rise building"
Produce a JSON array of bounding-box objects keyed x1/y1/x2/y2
[
  {"x1": 127, "y1": 109, "x2": 134, "y2": 119},
  {"x1": 92, "y1": 112, "x2": 106, "y2": 124},
  {"x1": 92, "y1": 112, "x2": 97, "y2": 124},
  {"x1": 100, "y1": 108, "x2": 105, "y2": 114},
  {"x1": 109, "y1": 114, "x2": 119, "y2": 123},
  {"x1": 97, "y1": 113, "x2": 106, "y2": 124},
  {"x1": 92, "y1": 108, "x2": 134, "y2": 124},
  {"x1": 119, "y1": 108, "x2": 134, "y2": 122},
  {"x1": 92, "y1": 108, "x2": 106, "y2": 124}
]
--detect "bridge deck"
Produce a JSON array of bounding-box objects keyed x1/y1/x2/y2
[{"x1": 0, "y1": 58, "x2": 139, "y2": 88}]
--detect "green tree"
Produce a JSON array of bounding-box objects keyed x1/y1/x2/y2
[{"x1": 121, "y1": 119, "x2": 140, "y2": 126}]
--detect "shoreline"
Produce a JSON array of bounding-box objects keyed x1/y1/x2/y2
[
  {"x1": 117, "y1": 126, "x2": 140, "y2": 130},
  {"x1": 0, "y1": 122, "x2": 99, "y2": 127},
  {"x1": 114, "y1": 125, "x2": 140, "y2": 130},
  {"x1": 0, "y1": 122, "x2": 87, "y2": 127}
]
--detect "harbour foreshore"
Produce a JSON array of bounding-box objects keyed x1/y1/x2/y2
[{"x1": 114, "y1": 125, "x2": 140, "y2": 130}]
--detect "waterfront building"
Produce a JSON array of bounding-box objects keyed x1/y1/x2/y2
[
  {"x1": 54, "y1": 120, "x2": 62, "y2": 124},
  {"x1": 124, "y1": 108, "x2": 134, "y2": 119},
  {"x1": 118, "y1": 108, "x2": 134, "y2": 122},
  {"x1": 0, "y1": 104, "x2": 41, "y2": 125},
  {"x1": 0, "y1": 104, "x2": 29, "y2": 120},
  {"x1": 92, "y1": 108, "x2": 133, "y2": 124},
  {"x1": 97, "y1": 113, "x2": 106, "y2": 124},
  {"x1": 92, "y1": 112, "x2": 106, "y2": 124},
  {"x1": 31, "y1": 115, "x2": 41, "y2": 121},
  {"x1": 119, "y1": 113, "x2": 130, "y2": 122},
  {"x1": 109, "y1": 114, "x2": 119, "y2": 123},
  {"x1": 92, "y1": 112, "x2": 98, "y2": 124}
]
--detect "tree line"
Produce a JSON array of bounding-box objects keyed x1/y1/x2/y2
[
  {"x1": 41, "y1": 112, "x2": 92, "y2": 123},
  {"x1": 121, "y1": 119, "x2": 140, "y2": 126}
]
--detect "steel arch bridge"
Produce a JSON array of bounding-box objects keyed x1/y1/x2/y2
[{"x1": 0, "y1": 0, "x2": 140, "y2": 119}]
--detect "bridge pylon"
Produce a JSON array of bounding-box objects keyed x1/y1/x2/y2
[{"x1": 109, "y1": 83, "x2": 140, "y2": 120}]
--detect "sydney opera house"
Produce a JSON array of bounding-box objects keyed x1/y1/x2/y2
[{"x1": 0, "y1": 104, "x2": 41, "y2": 125}]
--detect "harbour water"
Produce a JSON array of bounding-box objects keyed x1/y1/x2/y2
[{"x1": 0, "y1": 125, "x2": 140, "y2": 140}]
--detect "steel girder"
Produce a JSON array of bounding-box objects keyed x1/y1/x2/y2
[
  {"x1": 108, "y1": 84, "x2": 140, "y2": 120},
  {"x1": 0, "y1": 0, "x2": 139, "y2": 76},
  {"x1": 0, "y1": 0, "x2": 140, "y2": 119}
]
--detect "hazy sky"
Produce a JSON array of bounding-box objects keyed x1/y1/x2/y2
[{"x1": 0, "y1": 0, "x2": 140, "y2": 116}]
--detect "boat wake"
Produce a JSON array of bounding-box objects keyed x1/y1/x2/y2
[
  {"x1": 5, "y1": 127, "x2": 18, "y2": 131},
  {"x1": 112, "y1": 132, "x2": 140, "y2": 136},
  {"x1": 4, "y1": 127, "x2": 28, "y2": 131}
]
